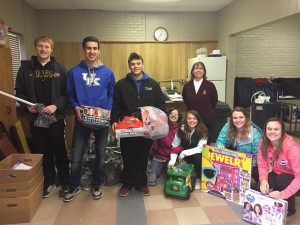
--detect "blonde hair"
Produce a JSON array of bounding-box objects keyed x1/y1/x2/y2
[{"x1": 34, "y1": 36, "x2": 54, "y2": 49}]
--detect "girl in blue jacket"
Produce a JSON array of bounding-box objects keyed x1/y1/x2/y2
[{"x1": 215, "y1": 106, "x2": 262, "y2": 184}]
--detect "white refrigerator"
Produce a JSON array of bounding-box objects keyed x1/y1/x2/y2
[{"x1": 187, "y1": 56, "x2": 227, "y2": 102}]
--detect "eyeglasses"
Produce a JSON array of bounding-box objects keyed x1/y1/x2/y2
[{"x1": 170, "y1": 113, "x2": 179, "y2": 116}]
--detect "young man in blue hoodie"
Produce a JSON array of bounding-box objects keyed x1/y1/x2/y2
[
  {"x1": 111, "y1": 52, "x2": 165, "y2": 197},
  {"x1": 65, "y1": 36, "x2": 115, "y2": 202}
]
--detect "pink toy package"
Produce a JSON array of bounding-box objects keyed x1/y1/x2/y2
[
  {"x1": 201, "y1": 145, "x2": 253, "y2": 205},
  {"x1": 243, "y1": 189, "x2": 287, "y2": 225}
]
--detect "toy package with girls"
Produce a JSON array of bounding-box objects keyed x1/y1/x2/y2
[
  {"x1": 243, "y1": 189, "x2": 287, "y2": 225},
  {"x1": 115, "y1": 106, "x2": 169, "y2": 140},
  {"x1": 80, "y1": 105, "x2": 110, "y2": 129}
]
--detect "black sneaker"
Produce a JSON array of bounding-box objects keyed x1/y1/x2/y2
[
  {"x1": 58, "y1": 185, "x2": 69, "y2": 197},
  {"x1": 43, "y1": 185, "x2": 56, "y2": 198},
  {"x1": 92, "y1": 187, "x2": 102, "y2": 200},
  {"x1": 64, "y1": 187, "x2": 81, "y2": 202}
]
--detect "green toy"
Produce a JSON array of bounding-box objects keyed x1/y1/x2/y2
[{"x1": 164, "y1": 162, "x2": 196, "y2": 200}]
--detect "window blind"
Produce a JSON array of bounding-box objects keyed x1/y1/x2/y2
[{"x1": 7, "y1": 32, "x2": 25, "y2": 87}]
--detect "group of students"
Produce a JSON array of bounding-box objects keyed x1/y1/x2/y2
[{"x1": 14, "y1": 35, "x2": 300, "y2": 217}]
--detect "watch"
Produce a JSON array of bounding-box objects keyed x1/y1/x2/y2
[{"x1": 154, "y1": 27, "x2": 168, "y2": 41}]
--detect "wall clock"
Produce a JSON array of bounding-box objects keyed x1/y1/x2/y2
[{"x1": 154, "y1": 27, "x2": 168, "y2": 41}]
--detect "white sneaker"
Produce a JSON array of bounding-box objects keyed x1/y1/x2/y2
[{"x1": 195, "y1": 179, "x2": 201, "y2": 190}]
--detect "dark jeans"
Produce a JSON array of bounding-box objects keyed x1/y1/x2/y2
[
  {"x1": 257, "y1": 172, "x2": 296, "y2": 212},
  {"x1": 206, "y1": 123, "x2": 213, "y2": 145},
  {"x1": 30, "y1": 119, "x2": 69, "y2": 188},
  {"x1": 69, "y1": 119, "x2": 108, "y2": 189},
  {"x1": 184, "y1": 153, "x2": 202, "y2": 179},
  {"x1": 252, "y1": 166, "x2": 259, "y2": 183},
  {"x1": 120, "y1": 137, "x2": 153, "y2": 189}
]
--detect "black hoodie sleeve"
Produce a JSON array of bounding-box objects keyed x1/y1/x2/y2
[{"x1": 153, "y1": 80, "x2": 166, "y2": 113}]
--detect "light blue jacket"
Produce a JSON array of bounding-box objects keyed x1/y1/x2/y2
[{"x1": 215, "y1": 122, "x2": 262, "y2": 166}]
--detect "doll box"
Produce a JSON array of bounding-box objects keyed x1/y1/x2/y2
[{"x1": 243, "y1": 189, "x2": 288, "y2": 225}]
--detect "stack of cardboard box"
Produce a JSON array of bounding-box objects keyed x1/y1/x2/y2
[{"x1": 0, "y1": 154, "x2": 43, "y2": 224}]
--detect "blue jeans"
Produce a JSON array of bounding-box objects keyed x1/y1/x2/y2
[
  {"x1": 151, "y1": 158, "x2": 167, "y2": 178},
  {"x1": 69, "y1": 119, "x2": 108, "y2": 189}
]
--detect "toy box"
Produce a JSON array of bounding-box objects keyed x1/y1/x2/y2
[
  {"x1": 115, "y1": 106, "x2": 168, "y2": 140},
  {"x1": 243, "y1": 189, "x2": 287, "y2": 225},
  {"x1": 80, "y1": 105, "x2": 110, "y2": 129},
  {"x1": 201, "y1": 145, "x2": 253, "y2": 205}
]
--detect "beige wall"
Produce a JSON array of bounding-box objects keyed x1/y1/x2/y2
[
  {"x1": 36, "y1": 10, "x2": 218, "y2": 42},
  {"x1": 218, "y1": 0, "x2": 300, "y2": 107},
  {"x1": 0, "y1": 0, "x2": 38, "y2": 57}
]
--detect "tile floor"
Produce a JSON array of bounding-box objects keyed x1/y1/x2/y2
[{"x1": 4, "y1": 136, "x2": 300, "y2": 225}]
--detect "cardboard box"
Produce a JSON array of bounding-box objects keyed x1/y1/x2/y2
[
  {"x1": 0, "y1": 154, "x2": 43, "y2": 184},
  {"x1": 0, "y1": 176, "x2": 44, "y2": 224},
  {"x1": 0, "y1": 168, "x2": 43, "y2": 198},
  {"x1": 243, "y1": 189, "x2": 288, "y2": 225}
]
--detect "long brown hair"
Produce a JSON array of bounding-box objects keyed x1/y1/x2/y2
[
  {"x1": 228, "y1": 107, "x2": 251, "y2": 141},
  {"x1": 190, "y1": 62, "x2": 207, "y2": 80},
  {"x1": 180, "y1": 110, "x2": 208, "y2": 140},
  {"x1": 167, "y1": 108, "x2": 182, "y2": 124},
  {"x1": 261, "y1": 117, "x2": 286, "y2": 160}
]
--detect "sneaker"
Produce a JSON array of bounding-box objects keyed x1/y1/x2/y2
[
  {"x1": 92, "y1": 187, "x2": 102, "y2": 200},
  {"x1": 64, "y1": 187, "x2": 81, "y2": 202},
  {"x1": 81, "y1": 186, "x2": 91, "y2": 191},
  {"x1": 195, "y1": 179, "x2": 201, "y2": 190},
  {"x1": 138, "y1": 187, "x2": 150, "y2": 196},
  {"x1": 43, "y1": 185, "x2": 56, "y2": 198},
  {"x1": 58, "y1": 185, "x2": 69, "y2": 197},
  {"x1": 119, "y1": 187, "x2": 129, "y2": 197}
]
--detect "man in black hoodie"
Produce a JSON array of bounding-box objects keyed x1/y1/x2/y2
[
  {"x1": 111, "y1": 52, "x2": 165, "y2": 197},
  {"x1": 15, "y1": 36, "x2": 69, "y2": 198}
]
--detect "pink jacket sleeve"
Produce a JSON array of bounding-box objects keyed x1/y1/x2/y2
[{"x1": 283, "y1": 144, "x2": 300, "y2": 199}]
